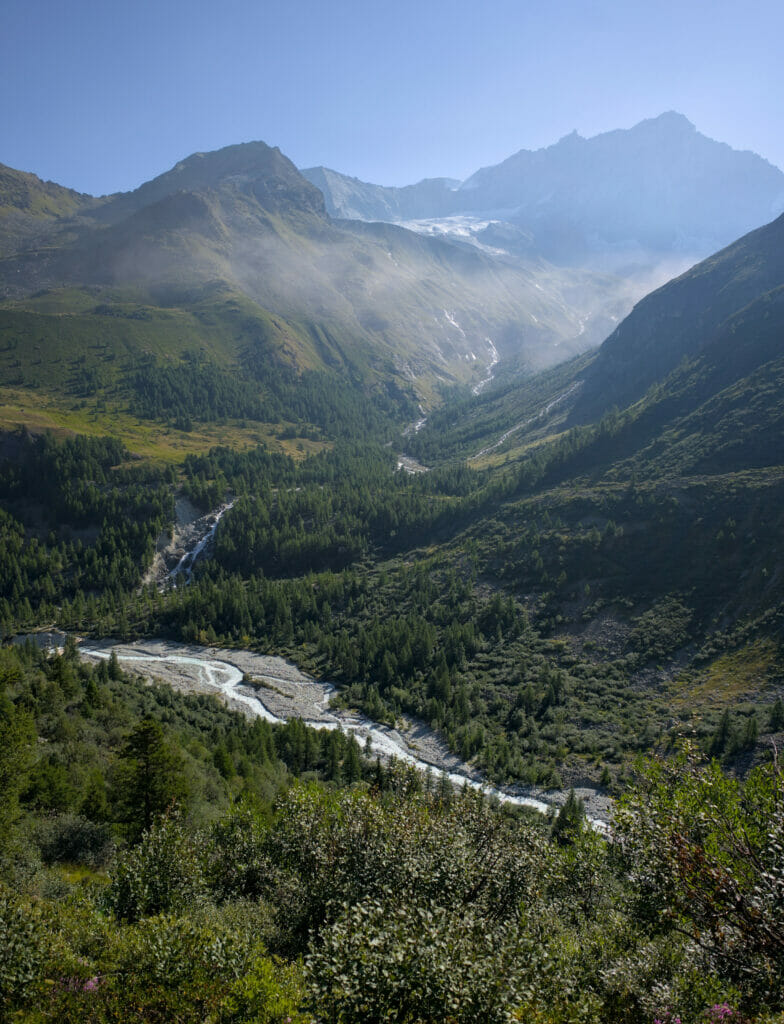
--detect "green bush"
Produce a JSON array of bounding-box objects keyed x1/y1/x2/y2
[
  {"x1": 106, "y1": 813, "x2": 207, "y2": 922},
  {"x1": 35, "y1": 812, "x2": 114, "y2": 867},
  {"x1": 0, "y1": 888, "x2": 48, "y2": 1013},
  {"x1": 306, "y1": 895, "x2": 527, "y2": 1024},
  {"x1": 205, "y1": 806, "x2": 272, "y2": 901},
  {"x1": 220, "y1": 947, "x2": 310, "y2": 1023},
  {"x1": 616, "y1": 746, "x2": 784, "y2": 1010},
  {"x1": 42, "y1": 912, "x2": 249, "y2": 1024}
]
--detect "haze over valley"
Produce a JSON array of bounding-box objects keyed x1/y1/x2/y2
[{"x1": 2, "y1": 1, "x2": 784, "y2": 1016}]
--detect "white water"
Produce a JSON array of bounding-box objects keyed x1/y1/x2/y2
[
  {"x1": 402, "y1": 415, "x2": 428, "y2": 437},
  {"x1": 168, "y1": 501, "x2": 235, "y2": 585},
  {"x1": 398, "y1": 408, "x2": 430, "y2": 473},
  {"x1": 82, "y1": 643, "x2": 561, "y2": 818},
  {"x1": 82, "y1": 648, "x2": 279, "y2": 721},
  {"x1": 396, "y1": 454, "x2": 429, "y2": 475},
  {"x1": 472, "y1": 338, "x2": 500, "y2": 395}
]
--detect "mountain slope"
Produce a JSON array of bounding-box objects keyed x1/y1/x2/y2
[
  {"x1": 304, "y1": 114, "x2": 784, "y2": 268},
  {"x1": 0, "y1": 142, "x2": 617, "y2": 413},
  {"x1": 400, "y1": 209, "x2": 784, "y2": 689},
  {"x1": 301, "y1": 166, "x2": 459, "y2": 222},
  {"x1": 570, "y1": 211, "x2": 784, "y2": 423},
  {"x1": 410, "y1": 209, "x2": 784, "y2": 467},
  {"x1": 0, "y1": 162, "x2": 97, "y2": 257},
  {"x1": 90, "y1": 141, "x2": 324, "y2": 226}
]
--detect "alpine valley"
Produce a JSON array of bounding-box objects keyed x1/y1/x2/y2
[{"x1": 2, "y1": 115, "x2": 784, "y2": 1023}]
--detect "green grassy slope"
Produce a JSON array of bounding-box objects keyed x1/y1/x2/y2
[{"x1": 0, "y1": 144, "x2": 632, "y2": 411}]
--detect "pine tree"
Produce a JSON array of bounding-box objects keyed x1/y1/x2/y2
[
  {"x1": 344, "y1": 738, "x2": 362, "y2": 783},
  {"x1": 551, "y1": 789, "x2": 585, "y2": 845},
  {"x1": 769, "y1": 698, "x2": 784, "y2": 732},
  {"x1": 113, "y1": 717, "x2": 188, "y2": 838},
  {"x1": 0, "y1": 676, "x2": 34, "y2": 864}
]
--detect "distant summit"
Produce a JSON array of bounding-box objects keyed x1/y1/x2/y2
[
  {"x1": 92, "y1": 141, "x2": 327, "y2": 225},
  {"x1": 303, "y1": 114, "x2": 784, "y2": 266},
  {"x1": 0, "y1": 139, "x2": 618, "y2": 399}
]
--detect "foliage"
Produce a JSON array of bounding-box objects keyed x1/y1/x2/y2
[
  {"x1": 220, "y1": 949, "x2": 310, "y2": 1024},
  {"x1": 39, "y1": 911, "x2": 253, "y2": 1024},
  {"x1": 111, "y1": 716, "x2": 189, "y2": 837},
  {"x1": 34, "y1": 812, "x2": 114, "y2": 868},
  {"x1": 106, "y1": 813, "x2": 207, "y2": 922},
  {"x1": 128, "y1": 350, "x2": 272, "y2": 426},
  {"x1": 1, "y1": 746, "x2": 784, "y2": 1022},
  {"x1": 616, "y1": 747, "x2": 784, "y2": 1009},
  {"x1": 0, "y1": 429, "x2": 173, "y2": 614},
  {"x1": 550, "y1": 787, "x2": 585, "y2": 844},
  {"x1": 0, "y1": 655, "x2": 35, "y2": 867},
  {"x1": 0, "y1": 887, "x2": 48, "y2": 1013},
  {"x1": 256, "y1": 778, "x2": 547, "y2": 955},
  {"x1": 306, "y1": 896, "x2": 527, "y2": 1024}
]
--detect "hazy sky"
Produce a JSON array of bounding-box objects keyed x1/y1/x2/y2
[{"x1": 3, "y1": 0, "x2": 782, "y2": 195}]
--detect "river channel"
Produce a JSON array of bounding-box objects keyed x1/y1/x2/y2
[{"x1": 79, "y1": 639, "x2": 610, "y2": 825}]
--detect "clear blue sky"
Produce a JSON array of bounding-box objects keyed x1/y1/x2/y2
[{"x1": 3, "y1": 0, "x2": 782, "y2": 195}]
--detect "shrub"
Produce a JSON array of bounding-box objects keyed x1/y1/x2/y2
[
  {"x1": 35, "y1": 812, "x2": 114, "y2": 867},
  {"x1": 0, "y1": 887, "x2": 48, "y2": 1013},
  {"x1": 106, "y1": 813, "x2": 207, "y2": 922},
  {"x1": 616, "y1": 746, "x2": 784, "y2": 1008},
  {"x1": 221, "y1": 946, "x2": 310, "y2": 1023},
  {"x1": 306, "y1": 895, "x2": 527, "y2": 1024},
  {"x1": 44, "y1": 913, "x2": 249, "y2": 1024}
]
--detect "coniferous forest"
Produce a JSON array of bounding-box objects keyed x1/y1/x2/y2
[{"x1": 1, "y1": 123, "x2": 784, "y2": 1022}]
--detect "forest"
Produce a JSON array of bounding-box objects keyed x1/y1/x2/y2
[
  {"x1": 2, "y1": 640, "x2": 784, "y2": 1022},
  {"x1": 1, "y1": 419, "x2": 781, "y2": 790},
  {"x1": 1, "y1": 265, "x2": 783, "y2": 1020}
]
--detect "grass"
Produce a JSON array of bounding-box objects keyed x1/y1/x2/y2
[
  {"x1": 0, "y1": 285, "x2": 315, "y2": 391},
  {"x1": 0, "y1": 285, "x2": 337, "y2": 463},
  {"x1": 0, "y1": 386, "x2": 330, "y2": 463},
  {"x1": 670, "y1": 637, "x2": 780, "y2": 711}
]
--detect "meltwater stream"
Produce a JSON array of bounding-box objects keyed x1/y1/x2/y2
[
  {"x1": 168, "y1": 502, "x2": 235, "y2": 585},
  {"x1": 79, "y1": 643, "x2": 577, "y2": 819},
  {"x1": 80, "y1": 640, "x2": 609, "y2": 826}
]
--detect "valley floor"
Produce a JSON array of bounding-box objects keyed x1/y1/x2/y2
[{"x1": 78, "y1": 636, "x2": 613, "y2": 822}]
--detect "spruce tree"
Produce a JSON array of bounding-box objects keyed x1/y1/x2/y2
[{"x1": 113, "y1": 717, "x2": 188, "y2": 838}]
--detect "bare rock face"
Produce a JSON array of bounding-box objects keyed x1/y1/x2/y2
[{"x1": 144, "y1": 498, "x2": 231, "y2": 587}]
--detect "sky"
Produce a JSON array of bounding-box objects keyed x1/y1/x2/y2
[{"x1": 3, "y1": 0, "x2": 783, "y2": 196}]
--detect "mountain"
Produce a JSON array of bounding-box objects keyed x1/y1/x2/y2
[
  {"x1": 0, "y1": 141, "x2": 626, "y2": 423},
  {"x1": 89, "y1": 141, "x2": 325, "y2": 226},
  {"x1": 303, "y1": 113, "x2": 784, "y2": 269},
  {"x1": 460, "y1": 113, "x2": 784, "y2": 258},
  {"x1": 0, "y1": 162, "x2": 97, "y2": 257},
  {"x1": 571, "y1": 210, "x2": 784, "y2": 422},
  {"x1": 4, "y1": 129, "x2": 784, "y2": 1024},
  {"x1": 401, "y1": 209, "x2": 784, "y2": 672},
  {"x1": 2, "y1": 144, "x2": 784, "y2": 832},
  {"x1": 16, "y1": 119, "x2": 775, "y2": 442},
  {"x1": 301, "y1": 166, "x2": 460, "y2": 222},
  {"x1": 410, "y1": 207, "x2": 784, "y2": 459}
]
